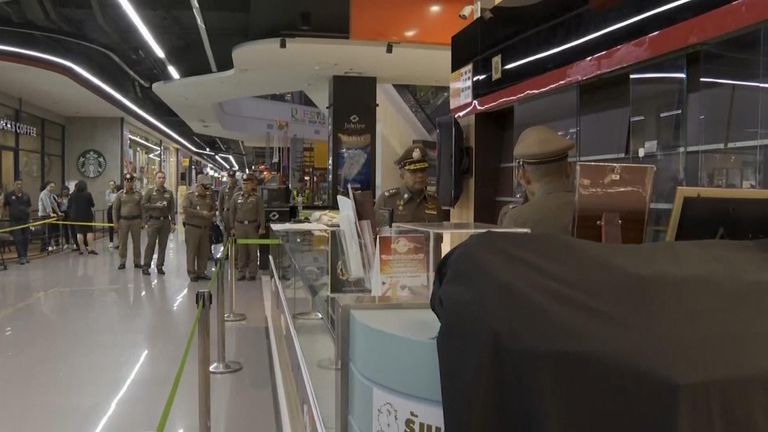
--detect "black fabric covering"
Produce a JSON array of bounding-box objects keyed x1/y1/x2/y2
[{"x1": 431, "y1": 233, "x2": 768, "y2": 432}]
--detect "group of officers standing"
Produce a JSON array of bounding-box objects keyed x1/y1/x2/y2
[{"x1": 111, "y1": 169, "x2": 264, "y2": 282}]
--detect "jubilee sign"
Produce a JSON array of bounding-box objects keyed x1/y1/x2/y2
[{"x1": 0, "y1": 117, "x2": 38, "y2": 137}]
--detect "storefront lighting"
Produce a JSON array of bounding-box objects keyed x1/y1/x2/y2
[
  {"x1": 503, "y1": 0, "x2": 694, "y2": 71},
  {"x1": 630, "y1": 73, "x2": 686, "y2": 79},
  {"x1": 116, "y1": 0, "x2": 165, "y2": 59},
  {"x1": 167, "y1": 65, "x2": 180, "y2": 80},
  {"x1": 128, "y1": 134, "x2": 160, "y2": 151},
  {"x1": 0, "y1": 45, "x2": 207, "y2": 154}
]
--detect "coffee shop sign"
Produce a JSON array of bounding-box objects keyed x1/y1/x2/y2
[{"x1": 0, "y1": 117, "x2": 38, "y2": 137}]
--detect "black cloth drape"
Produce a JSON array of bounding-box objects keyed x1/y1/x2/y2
[{"x1": 431, "y1": 233, "x2": 768, "y2": 432}]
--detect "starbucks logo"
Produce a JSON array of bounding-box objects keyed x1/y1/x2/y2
[{"x1": 76, "y1": 149, "x2": 107, "y2": 178}]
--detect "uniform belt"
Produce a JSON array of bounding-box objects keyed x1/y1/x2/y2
[
  {"x1": 184, "y1": 223, "x2": 208, "y2": 230},
  {"x1": 236, "y1": 219, "x2": 259, "y2": 225},
  {"x1": 148, "y1": 216, "x2": 170, "y2": 220},
  {"x1": 120, "y1": 215, "x2": 141, "y2": 220}
]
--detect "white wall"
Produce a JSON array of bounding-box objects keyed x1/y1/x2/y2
[
  {"x1": 375, "y1": 84, "x2": 431, "y2": 197},
  {"x1": 65, "y1": 117, "x2": 122, "y2": 211},
  {"x1": 0, "y1": 91, "x2": 67, "y2": 124}
]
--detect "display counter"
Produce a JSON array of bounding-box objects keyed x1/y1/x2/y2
[{"x1": 267, "y1": 222, "x2": 525, "y2": 431}]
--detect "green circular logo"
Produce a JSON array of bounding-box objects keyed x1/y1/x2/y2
[{"x1": 76, "y1": 149, "x2": 107, "y2": 178}]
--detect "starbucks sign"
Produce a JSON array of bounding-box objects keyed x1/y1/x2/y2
[{"x1": 76, "y1": 149, "x2": 107, "y2": 178}]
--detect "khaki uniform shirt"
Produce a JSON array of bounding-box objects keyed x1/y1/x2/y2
[
  {"x1": 230, "y1": 190, "x2": 265, "y2": 230},
  {"x1": 218, "y1": 183, "x2": 241, "y2": 215},
  {"x1": 499, "y1": 180, "x2": 575, "y2": 235},
  {"x1": 113, "y1": 189, "x2": 144, "y2": 222},
  {"x1": 142, "y1": 187, "x2": 176, "y2": 224},
  {"x1": 182, "y1": 191, "x2": 215, "y2": 227},
  {"x1": 374, "y1": 185, "x2": 443, "y2": 226}
]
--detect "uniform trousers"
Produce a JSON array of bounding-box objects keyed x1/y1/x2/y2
[
  {"x1": 143, "y1": 219, "x2": 171, "y2": 269},
  {"x1": 185, "y1": 224, "x2": 210, "y2": 277},
  {"x1": 118, "y1": 219, "x2": 142, "y2": 265},
  {"x1": 234, "y1": 222, "x2": 259, "y2": 277}
]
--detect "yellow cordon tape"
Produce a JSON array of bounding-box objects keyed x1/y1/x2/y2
[{"x1": 0, "y1": 219, "x2": 115, "y2": 234}]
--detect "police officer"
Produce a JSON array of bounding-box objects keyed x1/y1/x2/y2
[
  {"x1": 230, "y1": 173, "x2": 265, "y2": 281},
  {"x1": 183, "y1": 174, "x2": 215, "y2": 282},
  {"x1": 141, "y1": 171, "x2": 176, "y2": 276},
  {"x1": 218, "y1": 169, "x2": 240, "y2": 240},
  {"x1": 374, "y1": 144, "x2": 443, "y2": 227},
  {"x1": 113, "y1": 173, "x2": 144, "y2": 270},
  {"x1": 498, "y1": 125, "x2": 575, "y2": 235}
]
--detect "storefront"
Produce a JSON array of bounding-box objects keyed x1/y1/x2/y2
[{"x1": 0, "y1": 102, "x2": 64, "y2": 206}]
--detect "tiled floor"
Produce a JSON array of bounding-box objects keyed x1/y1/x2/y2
[{"x1": 0, "y1": 233, "x2": 278, "y2": 432}]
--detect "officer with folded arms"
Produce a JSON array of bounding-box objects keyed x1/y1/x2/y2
[
  {"x1": 183, "y1": 174, "x2": 215, "y2": 282},
  {"x1": 113, "y1": 172, "x2": 144, "y2": 270},
  {"x1": 141, "y1": 171, "x2": 176, "y2": 276},
  {"x1": 230, "y1": 173, "x2": 265, "y2": 281}
]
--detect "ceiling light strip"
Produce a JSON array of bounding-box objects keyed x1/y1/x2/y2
[
  {"x1": 189, "y1": 0, "x2": 218, "y2": 72},
  {"x1": 503, "y1": 0, "x2": 695, "y2": 71},
  {"x1": 0, "y1": 45, "x2": 203, "y2": 153},
  {"x1": 116, "y1": 0, "x2": 182, "y2": 80},
  {"x1": 701, "y1": 77, "x2": 768, "y2": 88},
  {"x1": 215, "y1": 155, "x2": 230, "y2": 169},
  {"x1": 129, "y1": 134, "x2": 160, "y2": 151},
  {"x1": 225, "y1": 154, "x2": 238, "y2": 170}
]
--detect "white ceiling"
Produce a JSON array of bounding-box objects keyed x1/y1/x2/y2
[
  {"x1": 0, "y1": 61, "x2": 124, "y2": 117},
  {"x1": 153, "y1": 37, "x2": 451, "y2": 140}
]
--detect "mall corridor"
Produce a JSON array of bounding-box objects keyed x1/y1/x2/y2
[{"x1": 0, "y1": 235, "x2": 278, "y2": 432}]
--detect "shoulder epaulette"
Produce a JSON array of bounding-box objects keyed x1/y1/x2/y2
[{"x1": 384, "y1": 188, "x2": 400, "y2": 197}]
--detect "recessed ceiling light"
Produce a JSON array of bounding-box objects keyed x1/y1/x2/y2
[
  {"x1": 404, "y1": 30, "x2": 417, "y2": 38},
  {"x1": 429, "y1": 5, "x2": 442, "y2": 13}
]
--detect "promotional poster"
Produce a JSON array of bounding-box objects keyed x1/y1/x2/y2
[{"x1": 377, "y1": 234, "x2": 428, "y2": 299}]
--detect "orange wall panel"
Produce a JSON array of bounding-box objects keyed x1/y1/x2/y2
[{"x1": 350, "y1": 0, "x2": 469, "y2": 46}]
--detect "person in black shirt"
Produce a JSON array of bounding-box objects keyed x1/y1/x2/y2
[
  {"x1": 3, "y1": 179, "x2": 32, "y2": 264},
  {"x1": 69, "y1": 180, "x2": 98, "y2": 255}
]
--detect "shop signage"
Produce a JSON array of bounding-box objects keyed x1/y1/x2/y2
[
  {"x1": 374, "y1": 234, "x2": 428, "y2": 299},
  {"x1": 492, "y1": 54, "x2": 502, "y2": 81},
  {"x1": 373, "y1": 386, "x2": 444, "y2": 432},
  {"x1": 76, "y1": 149, "x2": 107, "y2": 178},
  {"x1": 450, "y1": 64, "x2": 473, "y2": 108},
  {"x1": 0, "y1": 117, "x2": 38, "y2": 137}
]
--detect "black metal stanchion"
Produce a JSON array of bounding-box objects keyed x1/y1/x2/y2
[{"x1": 196, "y1": 290, "x2": 212, "y2": 432}]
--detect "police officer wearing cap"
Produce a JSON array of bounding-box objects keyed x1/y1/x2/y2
[
  {"x1": 183, "y1": 174, "x2": 215, "y2": 282},
  {"x1": 374, "y1": 144, "x2": 443, "y2": 226},
  {"x1": 113, "y1": 172, "x2": 144, "y2": 270},
  {"x1": 218, "y1": 169, "x2": 241, "y2": 240},
  {"x1": 498, "y1": 125, "x2": 575, "y2": 235},
  {"x1": 141, "y1": 170, "x2": 176, "y2": 276},
  {"x1": 229, "y1": 173, "x2": 265, "y2": 281}
]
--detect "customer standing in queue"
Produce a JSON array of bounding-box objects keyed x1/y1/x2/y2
[
  {"x1": 38, "y1": 180, "x2": 63, "y2": 252},
  {"x1": 498, "y1": 125, "x2": 575, "y2": 235},
  {"x1": 3, "y1": 179, "x2": 32, "y2": 264},
  {"x1": 374, "y1": 144, "x2": 444, "y2": 227},
  {"x1": 58, "y1": 185, "x2": 76, "y2": 250},
  {"x1": 69, "y1": 180, "x2": 98, "y2": 255},
  {"x1": 105, "y1": 180, "x2": 118, "y2": 249},
  {"x1": 230, "y1": 173, "x2": 264, "y2": 281},
  {"x1": 141, "y1": 171, "x2": 175, "y2": 276},
  {"x1": 113, "y1": 173, "x2": 144, "y2": 270},
  {"x1": 218, "y1": 169, "x2": 240, "y2": 244},
  {"x1": 182, "y1": 174, "x2": 215, "y2": 282}
]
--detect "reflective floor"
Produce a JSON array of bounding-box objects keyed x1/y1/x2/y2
[{"x1": 0, "y1": 233, "x2": 278, "y2": 432}]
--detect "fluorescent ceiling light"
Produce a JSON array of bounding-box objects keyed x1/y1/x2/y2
[
  {"x1": 197, "y1": 149, "x2": 215, "y2": 155},
  {"x1": 701, "y1": 77, "x2": 768, "y2": 88},
  {"x1": 504, "y1": 0, "x2": 694, "y2": 71},
  {"x1": 167, "y1": 65, "x2": 180, "y2": 80},
  {"x1": 116, "y1": 0, "x2": 166, "y2": 59},
  {"x1": 215, "y1": 155, "x2": 230, "y2": 169},
  {"x1": 429, "y1": 5, "x2": 442, "y2": 13},
  {"x1": 404, "y1": 30, "x2": 417, "y2": 38},
  {"x1": 226, "y1": 154, "x2": 238, "y2": 170},
  {"x1": 129, "y1": 134, "x2": 160, "y2": 151},
  {"x1": 630, "y1": 73, "x2": 686, "y2": 79},
  {"x1": 659, "y1": 109, "x2": 682, "y2": 118},
  {"x1": 0, "y1": 45, "x2": 205, "y2": 154},
  {"x1": 148, "y1": 154, "x2": 160, "y2": 160}
]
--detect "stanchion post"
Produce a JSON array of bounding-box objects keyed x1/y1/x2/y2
[
  {"x1": 225, "y1": 238, "x2": 247, "y2": 322},
  {"x1": 209, "y1": 257, "x2": 243, "y2": 374},
  {"x1": 196, "y1": 290, "x2": 213, "y2": 432}
]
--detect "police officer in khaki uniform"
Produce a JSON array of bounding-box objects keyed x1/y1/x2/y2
[
  {"x1": 230, "y1": 173, "x2": 265, "y2": 281},
  {"x1": 142, "y1": 171, "x2": 176, "y2": 276},
  {"x1": 374, "y1": 144, "x2": 443, "y2": 227},
  {"x1": 113, "y1": 172, "x2": 144, "y2": 270},
  {"x1": 182, "y1": 174, "x2": 215, "y2": 282},
  {"x1": 218, "y1": 169, "x2": 241, "y2": 240},
  {"x1": 498, "y1": 125, "x2": 575, "y2": 235}
]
